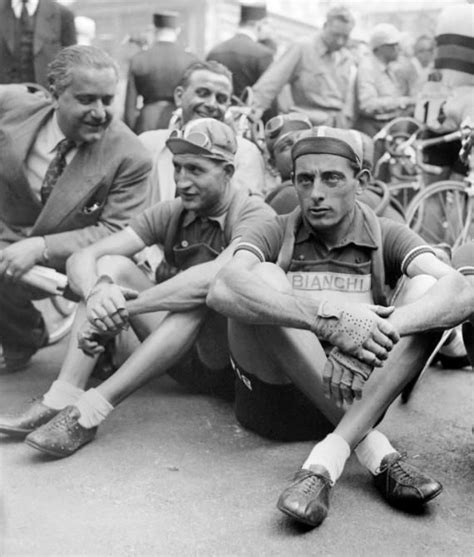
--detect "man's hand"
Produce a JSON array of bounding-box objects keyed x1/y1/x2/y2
[
  {"x1": 0, "y1": 237, "x2": 45, "y2": 280},
  {"x1": 311, "y1": 302, "x2": 400, "y2": 366},
  {"x1": 77, "y1": 320, "x2": 117, "y2": 357},
  {"x1": 86, "y1": 278, "x2": 138, "y2": 333},
  {"x1": 323, "y1": 347, "x2": 375, "y2": 407}
]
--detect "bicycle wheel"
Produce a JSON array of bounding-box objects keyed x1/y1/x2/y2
[
  {"x1": 406, "y1": 180, "x2": 473, "y2": 248},
  {"x1": 34, "y1": 297, "x2": 77, "y2": 345}
]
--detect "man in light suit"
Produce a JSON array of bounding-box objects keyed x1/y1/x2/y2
[
  {"x1": 0, "y1": 45, "x2": 151, "y2": 373},
  {"x1": 0, "y1": 0, "x2": 77, "y2": 88}
]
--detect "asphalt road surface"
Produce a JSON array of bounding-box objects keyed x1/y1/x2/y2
[{"x1": 1, "y1": 338, "x2": 473, "y2": 556}]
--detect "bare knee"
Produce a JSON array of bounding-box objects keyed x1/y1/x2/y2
[
  {"x1": 394, "y1": 274, "x2": 437, "y2": 306},
  {"x1": 97, "y1": 255, "x2": 139, "y2": 286}
]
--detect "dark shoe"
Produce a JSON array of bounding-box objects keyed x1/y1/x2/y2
[
  {"x1": 25, "y1": 406, "x2": 97, "y2": 458},
  {"x1": 0, "y1": 399, "x2": 59, "y2": 438},
  {"x1": 374, "y1": 452, "x2": 443, "y2": 509},
  {"x1": 277, "y1": 466, "x2": 332, "y2": 527}
]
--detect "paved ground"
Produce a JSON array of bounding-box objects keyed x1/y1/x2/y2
[{"x1": 1, "y1": 338, "x2": 473, "y2": 557}]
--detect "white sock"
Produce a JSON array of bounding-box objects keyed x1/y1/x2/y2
[
  {"x1": 42, "y1": 380, "x2": 84, "y2": 410},
  {"x1": 75, "y1": 389, "x2": 114, "y2": 429},
  {"x1": 302, "y1": 433, "x2": 351, "y2": 483},
  {"x1": 355, "y1": 430, "x2": 398, "y2": 474}
]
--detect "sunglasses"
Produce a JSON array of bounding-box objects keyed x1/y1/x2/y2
[{"x1": 265, "y1": 113, "x2": 312, "y2": 139}]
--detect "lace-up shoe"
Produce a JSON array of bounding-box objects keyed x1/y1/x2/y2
[
  {"x1": 374, "y1": 452, "x2": 443, "y2": 508},
  {"x1": 25, "y1": 406, "x2": 97, "y2": 458},
  {"x1": 277, "y1": 465, "x2": 332, "y2": 527}
]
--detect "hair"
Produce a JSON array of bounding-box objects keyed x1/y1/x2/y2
[
  {"x1": 325, "y1": 6, "x2": 355, "y2": 27},
  {"x1": 47, "y1": 45, "x2": 119, "y2": 96},
  {"x1": 414, "y1": 34, "x2": 435, "y2": 52},
  {"x1": 178, "y1": 60, "x2": 233, "y2": 90}
]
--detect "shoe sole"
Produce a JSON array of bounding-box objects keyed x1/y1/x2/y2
[
  {"x1": 0, "y1": 426, "x2": 32, "y2": 438},
  {"x1": 24, "y1": 436, "x2": 94, "y2": 458},
  {"x1": 277, "y1": 501, "x2": 326, "y2": 528}
]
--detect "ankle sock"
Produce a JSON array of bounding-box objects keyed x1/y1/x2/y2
[
  {"x1": 43, "y1": 380, "x2": 84, "y2": 410},
  {"x1": 355, "y1": 430, "x2": 398, "y2": 475},
  {"x1": 75, "y1": 388, "x2": 114, "y2": 429},
  {"x1": 302, "y1": 433, "x2": 351, "y2": 483}
]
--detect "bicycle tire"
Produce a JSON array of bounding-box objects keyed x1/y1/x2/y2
[{"x1": 405, "y1": 180, "x2": 473, "y2": 248}]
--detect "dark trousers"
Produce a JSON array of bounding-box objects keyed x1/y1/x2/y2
[{"x1": 0, "y1": 279, "x2": 46, "y2": 350}]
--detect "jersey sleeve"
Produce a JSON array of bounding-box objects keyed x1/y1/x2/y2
[
  {"x1": 233, "y1": 213, "x2": 287, "y2": 262},
  {"x1": 380, "y1": 218, "x2": 436, "y2": 285},
  {"x1": 128, "y1": 200, "x2": 174, "y2": 246}
]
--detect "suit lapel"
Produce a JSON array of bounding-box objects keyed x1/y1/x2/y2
[
  {"x1": 0, "y1": 2, "x2": 16, "y2": 54},
  {"x1": 0, "y1": 103, "x2": 54, "y2": 211},
  {"x1": 32, "y1": 143, "x2": 104, "y2": 234}
]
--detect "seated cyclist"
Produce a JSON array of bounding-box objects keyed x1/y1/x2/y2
[
  {"x1": 208, "y1": 127, "x2": 472, "y2": 528},
  {"x1": 0, "y1": 119, "x2": 275, "y2": 458}
]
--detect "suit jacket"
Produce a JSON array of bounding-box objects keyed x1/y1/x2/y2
[
  {"x1": 0, "y1": 0, "x2": 76, "y2": 88},
  {"x1": 206, "y1": 33, "x2": 273, "y2": 99},
  {"x1": 124, "y1": 41, "x2": 199, "y2": 132},
  {"x1": 0, "y1": 87, "x2": 151, "y2": 270}
]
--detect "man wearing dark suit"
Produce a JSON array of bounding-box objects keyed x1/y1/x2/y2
[
  {"x1": 123, "y1": 11, "x2": 199, "y2": 133},
  {"x1": 0, "y1": 0, "x2": 76, "y2": 88},
  {"x1": 0, "y1": 45, "x2": 151, "y2": 373},
  {"x1": 206, "y1": 2, "x2": 274, "y2": 100}
]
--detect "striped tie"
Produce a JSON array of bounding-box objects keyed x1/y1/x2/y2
[{"x1": 40, "y1": 139, "x2": 75, "y2": 205}]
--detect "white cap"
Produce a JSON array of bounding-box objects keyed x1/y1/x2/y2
[{"x1": 369, "y1": 23, "x2": 401, "y2": 50}]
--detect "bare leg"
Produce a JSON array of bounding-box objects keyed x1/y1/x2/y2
[
  {"x1": 57, "y1": 255, "x2": 156, "y2": 388},
  {"x1": 96, "y1": 307, "x2": 208, "y2": 406}
]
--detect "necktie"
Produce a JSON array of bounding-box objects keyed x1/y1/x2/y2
[{"x1": 40, "y1": 139, "x2": 76, "y2": 205}]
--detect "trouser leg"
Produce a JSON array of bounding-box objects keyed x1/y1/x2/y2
[{"x1": 0, "y1": 279, "x2": 46, "y2": 350}]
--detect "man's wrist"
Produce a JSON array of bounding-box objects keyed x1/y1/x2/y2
[{"x1": 85, "y1": 274, "x2": 115, "y2": 302}]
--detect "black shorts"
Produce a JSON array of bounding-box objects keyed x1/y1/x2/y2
[
  {"x1": 167, "y1": 346, "x2": 235, "y2": 402},
  {"x1": 232, "y1": 357, "x2": 333, "y2": 442}
]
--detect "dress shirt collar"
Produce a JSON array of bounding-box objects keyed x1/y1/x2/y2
[
  {"x1": 45, "y1": 112, "x2": 68, "y2": 155},
  {"x1": 11, "y1": 0, "x2": 39, "y2": 18}
]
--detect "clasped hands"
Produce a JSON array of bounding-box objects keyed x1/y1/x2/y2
[
  {"x1": 77, "y1": 278, "x2": 138, "y2": 356},
  {"x1": 311, "y1": 302, "x2": 400, "y2": 407}
]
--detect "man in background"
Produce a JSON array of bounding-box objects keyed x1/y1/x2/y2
[
  {"x1": 355, "y1": 23, "x2": 415, "y2": 137},
  {"x1": 206, "y1": 2, "x2": 273, "y2": 101},
  {"x1": 0, "y1": 0, "x2": 76, "y2": 88},
  {"x1": 124, "y1": 11, "x2": 199, "y2": 133},
  {"x1": 250, "y1": 6, "x2": 356, "y2": 127}
]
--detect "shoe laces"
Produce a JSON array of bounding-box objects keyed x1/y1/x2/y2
[
  {"x1": 299, "y1": 472, "x2": 330, "y2": 494},
  {"x1": 48, "y1": 408, "x2": 76, "y2": 432},
  {"x1": 383, "y1": 454, "x2": 426, "y2": 486}
]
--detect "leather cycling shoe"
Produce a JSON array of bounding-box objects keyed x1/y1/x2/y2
[
  {"x1": 277, "y1": 465, "x2": 333, "y2": 527},
  {"x1": 374, "y1": 452, "x2": 443, "y2": 509},
  {"x1": 0, "y1": 400, "x2": 58, "y2": 438},
  {"x1": 25, "y1": 406, "x2": 97, "y2": 458}
]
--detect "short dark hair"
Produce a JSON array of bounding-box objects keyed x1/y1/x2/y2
[
  {"x1": 47, "y1": 45, "x2": 119, "y2": 96},
  {"x1": 178, "y1": 60, "x2": 233, "y2": 90},
  {"x1": 325, "y1": 6, "x2": 355, "y2": 27}
]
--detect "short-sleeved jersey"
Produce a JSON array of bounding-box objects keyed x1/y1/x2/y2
[
  {"x1": 235, "y1": 202, "x2": 434, "y2": 305},
  {"x1": 129, "y1": 189, "x2": 274, "y2": 270}
]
